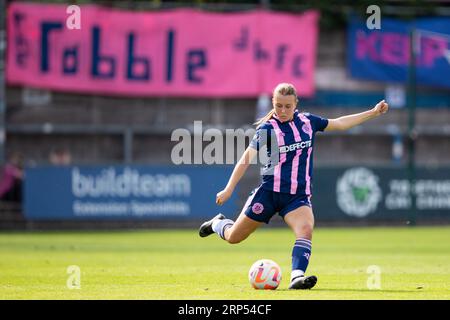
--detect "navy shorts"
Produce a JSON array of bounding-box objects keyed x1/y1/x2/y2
[{"x1": 243, "y1": 186, "x2": 312, "y2": 224}]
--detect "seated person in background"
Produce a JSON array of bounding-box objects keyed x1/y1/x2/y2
[
  {"x1": 0, "y1": 152, "x2": 24, "y2": 203},
  {"x1": 49, "y1": 147, "x2": 72, "y2": 166}
]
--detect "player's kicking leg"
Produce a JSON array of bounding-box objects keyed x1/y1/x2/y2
[
  {"x1": 198, "y1": 213, "x2": 226, "y2": 238},
  {"x1": 198, "y1": 211, "x2": 262, "y2": 244}
]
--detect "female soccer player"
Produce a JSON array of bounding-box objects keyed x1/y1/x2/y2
[{"x1": 199, "y1": 83, "x2": 389, "y2": 290}]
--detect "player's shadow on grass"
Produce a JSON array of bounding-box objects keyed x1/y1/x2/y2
[
  {"x1": 277, "y1": 288, "x2": 419, "y2": 293},
  {"x1": 315, "y1": 288, "x2": 419, "y2": 293}
]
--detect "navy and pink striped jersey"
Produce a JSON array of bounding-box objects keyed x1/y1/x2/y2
[{"x1": 249, "y1": 110, "x2": 328, "y2": 196}]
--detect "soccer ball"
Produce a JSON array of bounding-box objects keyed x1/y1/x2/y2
[{"x1": 248, "y1": 259, "x2": 282, "y2": 290}]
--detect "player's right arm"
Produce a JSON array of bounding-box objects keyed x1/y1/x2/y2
[{"x1": 216, "y1": 146, "x2": 257, "y2": 205}]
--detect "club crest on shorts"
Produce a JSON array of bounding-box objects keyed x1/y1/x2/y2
[{"x1": 252, "y1": 203, "x2": 264, "y2": 214}]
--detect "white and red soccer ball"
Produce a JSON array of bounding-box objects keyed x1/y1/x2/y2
[{"x1": 248, "y1": 259, "x2": 282, "y2": 290}]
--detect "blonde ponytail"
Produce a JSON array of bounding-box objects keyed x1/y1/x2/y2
[{"x1": 254, "y1": 109, "x2": 275, "y2": 128}]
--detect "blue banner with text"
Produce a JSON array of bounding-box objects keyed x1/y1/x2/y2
[
  {"x1": 24, "y1": 165, "x2": 237, "y2": 220},
  {"x1": 348, "y1": 16, "x2": 450, "y2": 88}
]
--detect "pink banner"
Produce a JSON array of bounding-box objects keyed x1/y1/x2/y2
[{"x1": 7, "y1": 3, "x2": 319, "y2": 97}]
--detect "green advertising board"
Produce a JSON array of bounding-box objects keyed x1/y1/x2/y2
[{"x1": 313, "y1": 167, "x2": 450, "y2": 222}]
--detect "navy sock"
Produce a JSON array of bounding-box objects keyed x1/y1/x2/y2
[{"x1": 291, "y1": 238, "x2": 312, "y2": 279}]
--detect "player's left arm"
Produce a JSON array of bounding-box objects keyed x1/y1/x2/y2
[{"x1": 324, "y1": 100, "x2": 389, "y2": 131}]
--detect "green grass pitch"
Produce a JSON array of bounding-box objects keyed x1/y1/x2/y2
[{"x1": 0, "y1": 226, "x2": 449, "y2": 299}]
